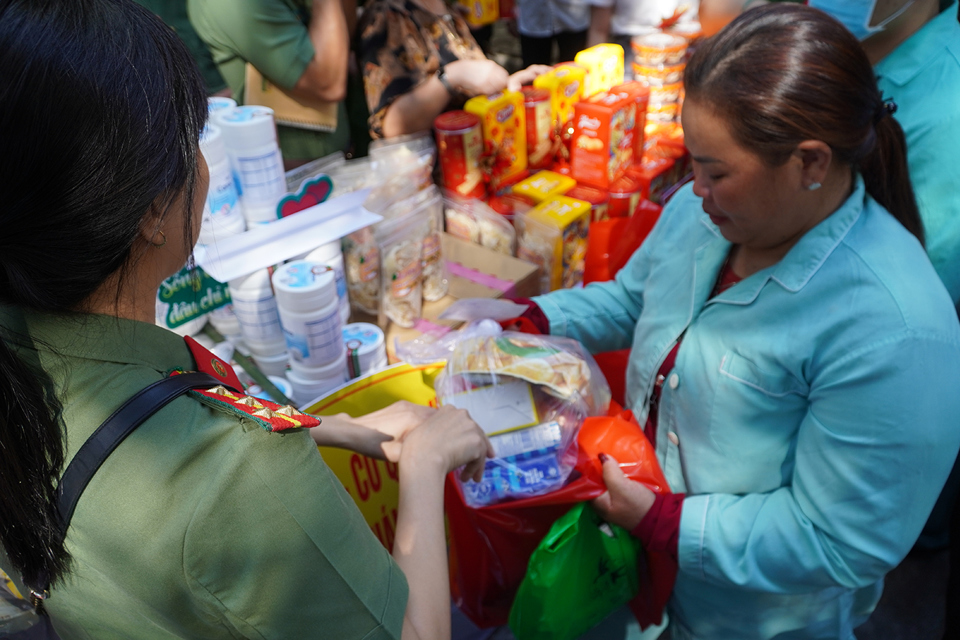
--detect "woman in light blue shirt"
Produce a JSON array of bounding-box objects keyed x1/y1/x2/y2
[{"x1": 529, "y1": 5, "x2": 960, "y2": 638}]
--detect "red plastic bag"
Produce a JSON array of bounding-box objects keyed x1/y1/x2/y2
[{"x1": 446, "y1": 407, "x2": 676, "y2": 629}]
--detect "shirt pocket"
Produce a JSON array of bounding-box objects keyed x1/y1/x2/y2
[{"x1": 707, "y1": 351, "x2": 809, "y2": 492}]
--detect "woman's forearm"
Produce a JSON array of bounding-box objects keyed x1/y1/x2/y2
[
  {"x1": 381, "y1": 74, "x2": 451, "y2": 138},
  {"x1": 394, "y1": 462, "x2": 450, "y2": 640}
]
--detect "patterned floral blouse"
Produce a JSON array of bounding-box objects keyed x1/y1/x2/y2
[{"x1": 357, "y1": 0, "x2": 486, "y2": 139}]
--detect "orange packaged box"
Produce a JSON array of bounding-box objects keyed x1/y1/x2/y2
[
  {"x1": 516, "y1": 195, "x2": 592, "y2": 292},
  {"x1": 570, "y1": 90, "x2": 636, "y2": 190},
  {"x1": 610, "y1": 81, "x2": 650, "y2": 172},
  {"x1": 512, "y1": 170, "x2": 576, "y2": 203},
  {"x1": 521, "y1": 87, "x2": 554, "y2": 170},
  {"x1": 533, "y1": 63, "x2": 587, "y2": 131},
  {"x1": 574, "y1": 44, "x2": 625, "y2": 98},
  {"x1": 458, "y1": 0, "x2": 499, "y2": 27},
  {"x1": 464, "y1": 91, "x2": 528, "y2": 189}
]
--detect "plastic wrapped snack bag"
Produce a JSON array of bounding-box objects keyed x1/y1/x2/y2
[
  {"x1": 343, "y1": 227, "x2": 380, "y2": 315},
  {"x1": 370, "y1": 131, "x2": 437, "y2": 188},
  {"x1": 377, "y1": 207, "x2": 430, "y2": 328},
  {"x1": 515, "y1": 213, "x2": 561, "y2": 295},
  {"x1": 420, "y1": 192, "x2": 449, "y2": 301},
  {"x1": 443, "y1": 196, "x2": 516, "y2": 256},
  {"x1": 435, "y1": 332, "x2": 610, "y2": 506}
]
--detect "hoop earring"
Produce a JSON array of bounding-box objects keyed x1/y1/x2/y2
[
  {"x1": 152, "y1": 230, "x2": 167, "y2": 248},
  {"x1": 807, "y1": 182, "x2": 822, "y2": 191}
]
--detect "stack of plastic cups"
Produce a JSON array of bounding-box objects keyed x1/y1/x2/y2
[
  {"x1": 304, "y1": 240, "x2": 351, "y2": 325},
  {"x1": 272, "y1": 262, "x2": 348, "y2": 405},
  {"x1": 207, "y1": 96, "x2": 237, "y2": 116},
  {"x1": 212, "y1": 106, "x2": 286, "y2": 227},
  {"x1": 342, "y1": 323, "x2": 388, "y2": 379},
  {"x1": 229, "y1": 269, "x2": 288, "y2": 374},
  {"x1": 198, "y1": 125, "x2": 246, "y2": 245}
]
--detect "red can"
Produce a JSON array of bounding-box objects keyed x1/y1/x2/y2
[
  {"x1": 608, "y1": 172, "x2": 644, "y2": 218},
  {"x1": 566, "y1": 184, "x2": 610, "y2": 222},
  {"x1": 435, "y1": 110, "x2": 486, "y2": 199},
  {"x1": 521, "y1": 87, "x2": 553, "y2": 171}
]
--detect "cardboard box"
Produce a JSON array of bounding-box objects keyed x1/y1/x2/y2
[
  {"x1": 533, "y1": 63, "x2": 587, "y2": 130},
  {"x1": 354, "y1": 233, "x2": 540, "y2": 360},
  {"x1": 571, "y1": 91, "x2": 636, "y2": 189},
  {"x1": 511, "y1": 170, "x2": 577, "y2": 203}
]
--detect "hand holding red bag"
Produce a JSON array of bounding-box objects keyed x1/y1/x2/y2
[{"x1": 445, "y1": 406, "x2": 677, "y2": 630}]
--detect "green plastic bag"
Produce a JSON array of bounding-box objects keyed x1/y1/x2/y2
[{"x1": 508, "y1": 502, "x2": 642, "y2": 640}]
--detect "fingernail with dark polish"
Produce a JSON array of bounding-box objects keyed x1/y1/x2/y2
[{"x1": 598, "y1": 452, "x2": 609, "y2": 463}]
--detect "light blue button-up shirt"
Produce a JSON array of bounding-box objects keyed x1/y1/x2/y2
[
  {"x1": 535, "y1": 178, "x2": 960, "y2": 639},
  {"x1": 876, "y1": 1, "x2": 960, "y2": 303}
]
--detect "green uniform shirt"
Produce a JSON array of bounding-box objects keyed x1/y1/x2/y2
[
  {"x1": 0, "y1": 307, "x2": 406, "y2": 639},
  {"x1": 134, "y1": 0, "x2": 228, "y2": 94},
  {"x1": 187, "y1": 0, "x2": 351, "y2": 161}
]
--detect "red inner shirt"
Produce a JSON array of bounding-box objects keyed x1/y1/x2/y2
[{"x1": 633, "y1": 255, "x2": 743, "y2": 559}]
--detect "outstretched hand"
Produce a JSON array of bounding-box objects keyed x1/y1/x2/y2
[
  {"x1": 591, "y1": 454, "x2": 657, "y2": 530},
  {"x1": 400, "y1": 405, "x2": 494, "y2": 481}
]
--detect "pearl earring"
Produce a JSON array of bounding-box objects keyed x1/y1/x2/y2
[{"x1": 807, "y1": 182, "x2": 822, "y2": 191}]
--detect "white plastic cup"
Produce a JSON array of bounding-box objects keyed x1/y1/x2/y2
[
  {"x1": 207, "y1": 96, "x2": 237, "y2": 116},
  {"x1": 286, "y1": 356, "x2": 348, "y2": 405},
  {"x1": 208, "y1": 303, "x2": 242, "y2": 338},
  {"x1": 342, "y1": 323, "x2": 387, "y2": 378},
  {"x1": 272, "y1": 261, "x2": 343, "y2": 366},
  {"x1": 247, "y1": 375, "x2": 295, "y2": 403},
  {"x1": 240, "y1": 200, "x2": 280, "y2": 226},
  {"x1": 212, "y1": 106, "x2": 286, "y2": 208},
  {"x1": 252, "y1": 350, "x2": 290, "y2": 377},
  {"x1": 229, "y1": 269, "x2": 286, "y2": 351},
  {"x1": 199, "y1": 125, "x2": 246, "y2": 245},
  {"x1": 304, "y1": 240, "x2": 351, "y2": 325}
]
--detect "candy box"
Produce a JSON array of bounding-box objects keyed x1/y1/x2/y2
[
  {"x1": 465, "y1": 91, "x2": 528, "y2": 189},
  {"x1": 574, "y1": 44, "x2": 625, "y2": 98},
  {"x1": 517, "y1": 195, "x2": 591, "y2": 292},
  {"x1": 458, "y1": 0, "x2": 499, "y2": 27},
  {"x1": 521, "y1": 87, "x2": 554, "y2": 170},
  {"x1": 566, "y1": 184, "x2": 609, "y2": 222},
  {"x1": 512, "y1": 170, "x2": 576, "y2": 203},
  {"x1": 533, "y1": 63, "x2": 587, "y2": 131},
  {"x1": 570, "y1": 90, "x2": 636, "y2": 190},
  {"x1": 610, "y1": 81, "x2": 650, "y2": 170}
]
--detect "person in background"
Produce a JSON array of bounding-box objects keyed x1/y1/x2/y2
[
  {"x1": 133, "y1": 0, "x2": 230, "y2": 96},
  {"x1": 586, "y1": 0, "x2": 700, "y2": 70},
  {"x1": 511, "y1": 5, "x2": 960, "y2": 637},
  {"x1": 188, "y1": 0, "x2": 355, "y2": 164},
  {"x1": 0, "y1": 1, "x2": 492, "y2": 638},
  {"x1": 512, "y1": 0, "x2": 591, "y2": 66},
  {"x1": 357, "y1": 0, "x2": 549, "y2": 139}
]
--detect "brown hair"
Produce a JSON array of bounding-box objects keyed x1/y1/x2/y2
[{"x1": 683, "y1": 4, "x2": 924, "y2": 245}]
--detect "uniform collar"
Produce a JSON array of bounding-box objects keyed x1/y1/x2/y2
[
  {"x1": 697, "y1": 175, "x2": 867, "y2": 306},
  {"x1": 875, "y1": 1, "x2": 960, "y2": 87},
  {"x1": 1, "y1": 306, "x2": 193, "y2": 374}
]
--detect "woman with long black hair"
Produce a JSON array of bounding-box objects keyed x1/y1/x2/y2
[{"x1": 0, "y1": 1, "x2": 489, "y2": 638}]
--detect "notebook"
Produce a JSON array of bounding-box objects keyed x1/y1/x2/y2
[{"x1": 243, "y1": 63, "x2": 338, "y2": 132}]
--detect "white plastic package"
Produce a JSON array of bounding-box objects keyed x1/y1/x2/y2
[{"x1": 443, "y1": 196, "x2": 516, "y2": 256}]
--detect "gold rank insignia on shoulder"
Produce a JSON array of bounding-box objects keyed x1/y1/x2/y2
[{"x1": 168, "y1": 371, "x2": 321, "y2": 432}]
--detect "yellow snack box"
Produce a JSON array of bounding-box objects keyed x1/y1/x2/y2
[
  {"x1": 464, "y1": 91, "x2": 528, "y2": 188},
  {"x1": 533, "y1": 63, "x2": 587, "y2": 130},
  {"x1": 511, "y1": 170, "x2": 577, "y2": 203},
  {"x1": 457, "y1": 0, "x2": 499, "y2": 27},
  {"x1": 517, "y1": 195, "x2": 591, "y2": 291},
  {"x1": 574, "y1": 44, "x2": 625, "y2": 98}
]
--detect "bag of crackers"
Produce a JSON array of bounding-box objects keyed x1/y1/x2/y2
[{"x1": 435, "y1": 332, "x2": 610, "y2": 507}]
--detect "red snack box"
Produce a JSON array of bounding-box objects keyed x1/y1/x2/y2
[
  {"x1": 627, "y1": 157, "x2": 675, "y2": 205},
  {"x1": 608, "y1": 172, "x2": 644, "y2": 218},
  {"x1": 521, "y1": 87, "x2": 554, "y2": 170},
  {"x1": 435, "y1": 110, "x2": 486, "y2": 199},
  {"x1": 610, "y1": 81, "x2": 650, "y2": 172},
  {"x1": 570, "y1": 91, "x2": 636, "y2": 190},
  {"x1": 566, "y1": 184, "x2": 610, "y2": 222}
]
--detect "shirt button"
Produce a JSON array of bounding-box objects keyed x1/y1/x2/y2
[
  {"x1": 668, "y1": 431, "x2": 680, "y2": 446},
  {"x1": 668, "y1": 373, "x2": 680, "y2": 390}
]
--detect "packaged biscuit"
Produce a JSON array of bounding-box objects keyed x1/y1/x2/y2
[
  {"x1": 608, "y1": 172, "x2": 643, "y2": 218},
  {"x1": 444, "y1": 196, "x2": 517, "y2": 256},
  {"x1": 458, "y1": 0, "x2": 498, "y2": 27},
  {"x1": 521, "y1": 87, "x2": 554, "y2": 170},
  {"x1": 435, "y1": 110, "x2": 486, "y2": 199},
  {"x1": 574, "y1": 44, "x2": 625, "y2": 98},
  {"x1": 517, "y1": 195, "x2": 591, "y2": 291},
  {"x1": 570, "y1": 91, "x2": 636, "y2": 190},
  {"x1": 631, "y1": 33, "x2": 688, "y2": 66},
  {"x1": 464, "y1": 91, "x2": 528, "y2": 190},
  {"x1": 566, "y1": 184, "x2": 609, "y2": 222},
  {"x1": 627, "y1": 157, "x2": 676, "y2": 205},
  {"x1": 533, "y1": 63, "x2": 587, "y2": 132},
  {"x1": 511, "y1": 170, "x2": 577, "y2": 204},
  {"x1": 610, "y1": 81, "x2": 650, "y2": 170}
]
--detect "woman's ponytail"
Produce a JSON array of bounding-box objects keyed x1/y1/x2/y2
[
  {"x1": 0, "y1": 335, "x2": 67, "y2": 591},
  {"x1": 860, "y1": 111, "x2": 925, "y2": 246}
]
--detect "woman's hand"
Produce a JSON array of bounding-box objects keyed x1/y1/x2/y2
[
  {"x1": 399, "y1": 405, "x2": 493, "y2": 481},
  {"x1": 507, "y1": 64, "x2": 552, "y2": 92},
  {"x1": 309, "y1": 401, "x2": 436, "y2": 461},
  {"x1": 444, "y1": 59, "x2": 510, "y2": 97},
  {"x1": 591, "y1": 454, "x2": 657, "y2": 530}
]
